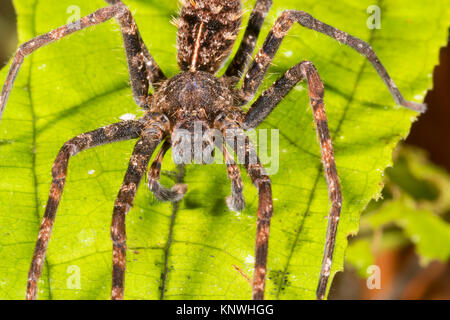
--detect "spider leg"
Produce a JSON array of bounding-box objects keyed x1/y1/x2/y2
[
  {"x1": 216, "y1": 140, "x2": 245, "y2": 212},
  {"x1": 224, "y1": 0, "x2": 272, "y2": 86},
  {"x1": 26, "y1": 120, "x2": 144, "y2": 300},
  {"x1": 244, "y1": 61, "x2": 343, "y2": 300},
  {"x1": 217, "y1": 119, "x2": 273, "y2": 300},
  {"x1": 237, "y1": 10, "x2": 426, "y2": 113},
  {"x1": 0, "y1": 2, "x2": 163, "y2": 125},
  {"x1": 105, "y1": 0, "x2": 166, "y2": 107},
  {"x1": 147, "y1": 140, "x2": 187, "y2": 202},
  {"x1": 111, "y1": 119, "x2": 165, "y2": 300}
]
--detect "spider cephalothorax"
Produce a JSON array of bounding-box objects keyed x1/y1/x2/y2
[
  {"x1": 151, "y1": 71, "x2": 240, "y2": 128},
  {"x1": 0, "y1": 0, "x2": 425, "y2": 301},
  {"x1": 150, "y1": 70, "x2": 243, "y2": 166}
]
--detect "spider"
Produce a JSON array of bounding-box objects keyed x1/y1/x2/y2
[{"x1": 0, "y1": 0, "x2": 425, "y2": 300}]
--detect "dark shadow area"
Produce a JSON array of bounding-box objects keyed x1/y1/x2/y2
[
  {"x1": 406, "y1": 36, "x2": 450, "y2": 172},
  {"x1": 0, "y1": 0, "x2": 17, "y2": 67}
]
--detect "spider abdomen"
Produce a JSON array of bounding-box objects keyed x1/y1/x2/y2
[{"x1": 177, "y1": 0, "x2": 242, "y2": 74}]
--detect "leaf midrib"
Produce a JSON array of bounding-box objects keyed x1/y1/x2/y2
[{"x1": 26, "y1": 0, "x2": 53, "y2": 299}]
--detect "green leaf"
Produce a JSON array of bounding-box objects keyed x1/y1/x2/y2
[
  {"x1": 345, "y1": 239, "x2": 375, "y2": 278},
  {"x1": 345, "y1": 146, "x2": 450, "y2": 274},
  {"x1": 386, "y1": 147, "x2": 450, "y2": 212},
  {"x1": 0, "y1": 0, "x2": 448, "y2": 299},
  {"x1": 366, "y1": 201, "x2": 450, "y2": 264}
]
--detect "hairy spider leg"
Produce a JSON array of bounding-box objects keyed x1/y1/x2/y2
[
  {"x1": 111, "y1": 119, "x2": 166, "y2": 300},
  {"x1": 26, "y1": 120, "x2": 144, "y2": 300},
  {"x1": 244, "y1": 60, "x2": 343, "y2": 300},
  {"x1": 105, "y1": 0, "x2": 166, "y2": 105},
  {"x1": 0, "y1": 2, "x2": 164, "y2": 125},
  {"x1": 225, "y1": 0, "x2": 273, "y2": 85},
  {"x1": 218, "y1": 119, "x2": 273, "y2": 300},
  {"x1": 147, "y1": 140, "x2": 188, "y2": 202},
  {"x1": 217, "y1": 139, "x2": 245, "y2": 212},
  {"x1": 237, "y1": 10, "x2": 426, "y2": 112}
]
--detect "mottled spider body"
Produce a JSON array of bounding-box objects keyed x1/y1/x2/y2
[
  {"x1": 177, "y1": 0, "x2": 242, "y2": 73},
  {"x1": 150, "y1": 0, "x2": 244, "y2": 161},
  {"x1": 0, "y1": 0, "x2": 425, "y2": 300},
  {"x1": 152, "y1": 71, "x2": 238, "y2": 130},
  {"x1": 151, "y1": 70, "x2": 242, "y2": 166}
]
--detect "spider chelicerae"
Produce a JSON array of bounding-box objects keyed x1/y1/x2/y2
[{"x1": 0, "y1": 0, "x2": 425, "y2": 300}]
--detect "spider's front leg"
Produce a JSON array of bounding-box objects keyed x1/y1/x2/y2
[
  {"x1": 220, "y1": 142, "x2": 245, "y2": 212},
  {"x1": 224, "y1": 0, "x2": 273, "y2": 85},
  {"x1": 217, "y1": 119, "x2": 273, "y2": 300},
  {"x1": 0, "y1": 1, "x2": 165, "y2": 124},
  {"x1": 110, "y1": 115, "x2": 166, "y2": 300},
  {"x1": 105, "y1": 0, "x2": 166, "y2": 107},
  {"x1": 26, "y1": 120, "x2": 144, "y2": 300},
  {"x1": 147, "y1": 140, "x2": 187, "y2": 202},
  {"x1": 147, "y1": 136, "x2": 245, "y2": 211},
  {"x1": 244, "y1": 60, "x2": 343, "y2": 300},
  {"x1": 237, "y1": 10, "x2": 426, "y2": 113}
]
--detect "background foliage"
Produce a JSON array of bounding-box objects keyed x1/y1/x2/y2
[{"x1": 346, "y1": 147, "x2": 450, "y2": 276}]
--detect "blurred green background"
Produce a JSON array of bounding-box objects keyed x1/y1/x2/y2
[{"x1": 0, "y1": 0, "x2": 448, "y2": 299}]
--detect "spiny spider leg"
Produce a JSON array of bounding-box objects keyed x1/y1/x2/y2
[
  {"x1": 111, "y1": 121, "x2": 165, "y2": 300},
  {"x1": 26, "y1": 120, "x2": 144, "y2": 300},
  {"x1": 244, "y1": 60, "x2": 343, "y2": 300},
  {"x1": 0, "y1": 2, "x2": 164, "y2": 124},
  {"x1": 105, "y1": 0, "x2": 166, "y2": 104},
  {"x1": 218, "y1": 119, "x2": 273, "y2": 300},
  {"x1": 238, "y1": 10, "x2": 426, "y2": 113},
  {"x1": 216, "y1": 140, "x2": 245, "y2": 212},
  {"x1": 147, "y1": 140, "x2": 188, "y2": 202},
  {"x1": 224, "y1": 0, "x2": 272, "y2": 85}
]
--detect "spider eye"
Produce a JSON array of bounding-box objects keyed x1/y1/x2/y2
[{"x1": 206, "y1": 19, "x2": 224, "y2": 32}]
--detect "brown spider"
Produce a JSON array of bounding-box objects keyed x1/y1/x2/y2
[{"x1": 0, "y1": 0, "x2": 425, "y2": 300}]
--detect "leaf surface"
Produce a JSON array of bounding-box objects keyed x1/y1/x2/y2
[{"x1": 0, "y1": 0, "x2": 448, "y2": 299}]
